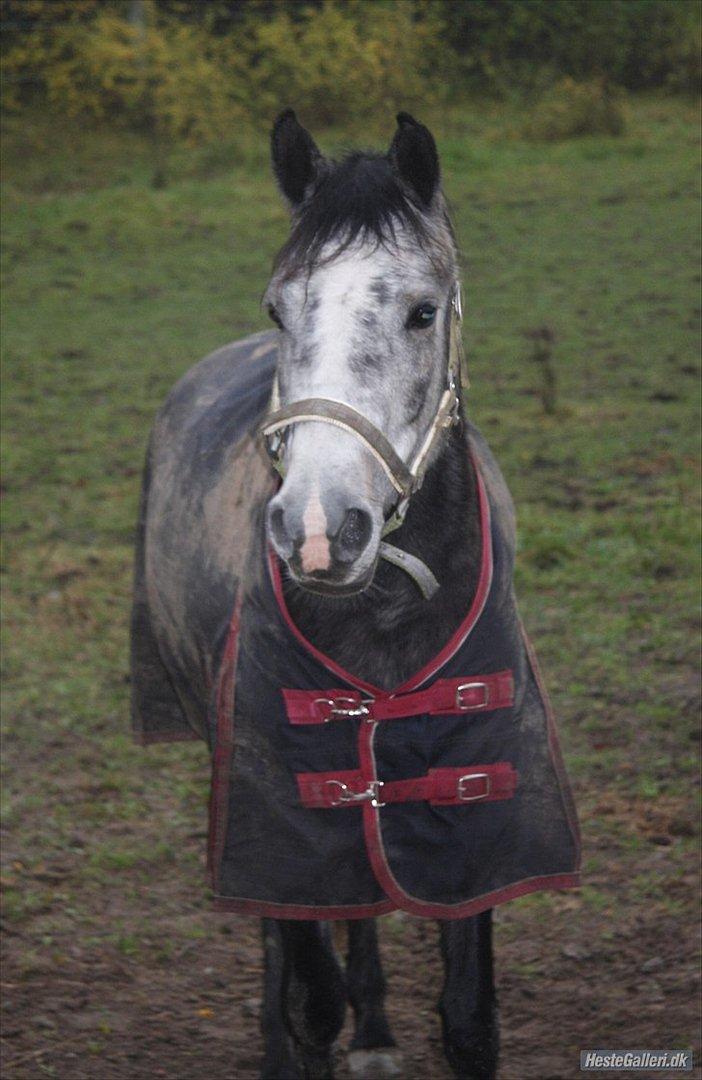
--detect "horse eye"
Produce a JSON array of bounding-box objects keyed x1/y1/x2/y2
[
  {"x1": 268, "y1": 304, "x2": 285, "y2": 330},
  {"x1": 407, "y1": 302, "x2": 437, "y2": 330}
]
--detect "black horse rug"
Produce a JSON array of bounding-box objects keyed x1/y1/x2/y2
[{"x1": 131, "y1": 332, "x2": 581, "y2": 920}]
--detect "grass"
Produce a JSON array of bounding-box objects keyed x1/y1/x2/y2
[{"x1": 1, "y1": 92, "x2": 700, "y2": 1033}]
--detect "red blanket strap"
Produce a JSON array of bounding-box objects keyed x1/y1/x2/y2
[
  {"x1": 283, "y1": 671, "x2": 514, "y2": 726},
  {"x1": 297, "y1": 763, "x2": 517, "y2": 809}
]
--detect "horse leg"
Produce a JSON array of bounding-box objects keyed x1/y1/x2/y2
[
  {"x1": 346, "y1": 919, "x2": 402, "y2": 1079},
  {"x1": 438, "y1": 911, "x2": 499, "y2": 1080},
  {"x1": 260, "y1": 919, "x2": 301, "y2": 1079},
  {"x1": 277, "y1": 919, "x2": 347, "y2": 1080}
]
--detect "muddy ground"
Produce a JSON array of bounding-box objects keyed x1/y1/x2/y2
[{"x1": 2, "y1": 767, "x2": 700, "y2": 1080}]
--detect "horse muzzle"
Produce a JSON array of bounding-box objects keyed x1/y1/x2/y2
[{"x1": 266, "y1": 491, "x2": 379, "y2": 594}]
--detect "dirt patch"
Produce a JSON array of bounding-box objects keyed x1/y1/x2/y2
[{"x1": 2, "y1": 835, "x2": 700, "y2": 1080}]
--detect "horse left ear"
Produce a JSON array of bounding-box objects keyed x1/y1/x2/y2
[
  {"x1": 389, "y1": 112, "x2": 440, "y2": 208},
  {"x1": 271, "y1": 109, "x2": 324, "y2": 208}
]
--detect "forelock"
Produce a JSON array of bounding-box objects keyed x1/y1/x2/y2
[{"x1": 273, "y1": 151, "x2": 457, "y2": 283}]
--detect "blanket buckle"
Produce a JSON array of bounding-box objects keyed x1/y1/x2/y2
[
  {"x1": 324, "y1": 779, "x2": 385, "y2": 808},
  {"x1": 457, "y1": 772, "x2": 491, "y2": 802},
  {"x1": 315, "y1": 696, "x2": 372, "y2": 721},
  {"x1": 455, "y1": 681, "x2": 490, "y2": 710}
]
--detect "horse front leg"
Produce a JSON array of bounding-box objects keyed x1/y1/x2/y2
[
  {"x1": 438, "y1": 911, "x2": 499, "y2": 1080},
  {"x1": 346, "y1": 919, "x2": 402, "y2": 1079},
  {"x1": 260, "y1": 919, "x2": 300, "y2": 1079},
  {"x1": 265, "y1": 919, "x2": 347, "y2": 1080}
]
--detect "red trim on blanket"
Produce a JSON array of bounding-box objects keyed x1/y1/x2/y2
[
  {"x1": 268, "y1": 447, "x2": 493, "y2": 697},
  {"x1": 282, "y1": 670, "x2": 514, "y2": 725},
  {"x1": 207, "y1": 592, "x2": 242, "y2": 891}
]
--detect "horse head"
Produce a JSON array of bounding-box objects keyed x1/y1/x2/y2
[{"x1": 262, "y1": 110, "x2": 460, "y2": 595}]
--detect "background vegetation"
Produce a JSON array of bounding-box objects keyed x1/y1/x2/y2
[
  {"x1": 1, "y1": 3, "x2": 700, "y2": 1077},
  {"x1": 1, "y1": 0, "x2": 700, "y2": 142}
]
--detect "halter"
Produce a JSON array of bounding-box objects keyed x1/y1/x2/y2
[{"x1": 258, "y1": 282, "x2": 465, "y2": 599}]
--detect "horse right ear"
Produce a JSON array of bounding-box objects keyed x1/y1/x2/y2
[
  {"x1": 389, "y1": 112, "x2": 440, "y2": 208},
  {"x1": 271, "y1": 109, "x2": 324, "y2": 208}
]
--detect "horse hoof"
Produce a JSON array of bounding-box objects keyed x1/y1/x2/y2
[{"x1": 347, "y1": 1048, "x2": 404, "y2": 1079}]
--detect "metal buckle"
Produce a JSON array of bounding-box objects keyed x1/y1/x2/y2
[
  {"x1": 452, "y1": 283, "x2": 463, "y2": 322},
  {"x1": 447, "y1": 372, "x2": 461, "y2": 426},
  {"x1": 315, "y1": 696, "x2": 372, "y2": 721},
  {"x1": 457, "y1": 772, "x2": 491, "y2": 802},
  {"x1": 382, "y1": 496, "x2": 410, "y2": 537},
  {"x1": 324, "y1": 780, "x2": 385, "y2": 808},
  {"x1": 264, "y1": 430, "x2": 284, "y2": 462},
  {"x1": 455, "y1": 681, "x2": 490, "y2": 711}
]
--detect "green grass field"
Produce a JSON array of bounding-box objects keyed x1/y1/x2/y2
[{"x1": 1, "y1": 94, "x2": 700, "y2": 1077}]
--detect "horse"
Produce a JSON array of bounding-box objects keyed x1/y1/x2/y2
[{"x1": 131, "y1": 109, "x2": 580, "y2": 1080}]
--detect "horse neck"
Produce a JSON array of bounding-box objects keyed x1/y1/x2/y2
[{"x1": 282, "y1": 421, "x2": 482, "y2": 689}]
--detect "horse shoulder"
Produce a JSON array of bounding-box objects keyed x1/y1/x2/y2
[{"x1": 131, "y1": 331, "x2": 277, "y2": 740}]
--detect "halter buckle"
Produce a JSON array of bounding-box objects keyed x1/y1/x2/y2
[
  {"x1": 264, "y1": 430, "x2": 285, "y2": 471},
  {"x1": 447, "y1": 373, "x2": 461, "y2": 426},
  {"x1": 452, "y1": 284, "x2": 463, "y2": 321}
]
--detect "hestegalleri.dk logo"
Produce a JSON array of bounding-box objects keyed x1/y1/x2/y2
[{"x1": 580, "y1": 1049, "x2": 693, "y2": 1072}]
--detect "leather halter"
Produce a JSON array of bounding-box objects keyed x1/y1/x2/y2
[{"x1": 258, "y1": 283, "x2": 465, "y2": 598}]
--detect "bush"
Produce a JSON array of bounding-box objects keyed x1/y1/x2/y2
[
  {"x1": 0, "y1": 0, "x2": 241, "y2": 141},
  {"x1": 438, "y1": 0, "x2": 701, "y2": 97},
  {"x1": 524, "y1": 77, "x2": 627, "y2": 141},
  {"x1": 0, "y1": 0, "x2": 447, "y2": 138},
  {"x1": 232, "y1": 0, "x2": 448, "y2": 128},
  {"x1": 0, "y1": 0, "x2": 697, "y2": 143}
]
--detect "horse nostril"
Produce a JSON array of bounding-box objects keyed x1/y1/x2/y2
[
  {"x1": 335, "y1": 507, "x2": 372, "y2": 563},
  {"x1": 268, "y1": 505, "x2": 293, "y2": 558}
]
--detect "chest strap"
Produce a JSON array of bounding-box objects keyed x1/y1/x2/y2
[
  {"x1": 297, "y1": 763, "x2": 517, "y2": 809},
  {"x1": 282, "y1": 670, "x2": 514, "y2": 725}
]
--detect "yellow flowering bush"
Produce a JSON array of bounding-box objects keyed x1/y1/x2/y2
[
  {"x1": 2, "y1": 1, "x2": 243, "y2": 141},
  {"x1": 1, "y1": 0, "x2": 445, "y2": 139}
]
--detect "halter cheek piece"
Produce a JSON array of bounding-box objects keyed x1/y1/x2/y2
[{"x1": 258, "y1": 283, "x2": 465, "y2": 600}]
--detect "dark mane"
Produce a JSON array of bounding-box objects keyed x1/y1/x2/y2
[{"x1": 274, "y1": 151, "x2": 443, "y2": 277}]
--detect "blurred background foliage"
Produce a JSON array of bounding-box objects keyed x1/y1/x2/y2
[{"x1": 1, "y1": 0, "x2": 699, "y2": 145}]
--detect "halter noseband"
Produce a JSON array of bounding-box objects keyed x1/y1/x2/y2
[{"x1": 258, "y1": 282, "x2": 465, "y2": 598}]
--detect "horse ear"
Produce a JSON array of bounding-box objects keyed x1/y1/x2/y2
[
  {"x1": 389, "y1": 112, "x2": 440, "y2": 208},
  {"x1": 271, "y1": 109, "x2": 324, "y2": 207}
]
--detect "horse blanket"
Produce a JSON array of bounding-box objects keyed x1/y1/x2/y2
[{"x1": 131, "y1": 332, "x2": 581, "y2": 919}]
